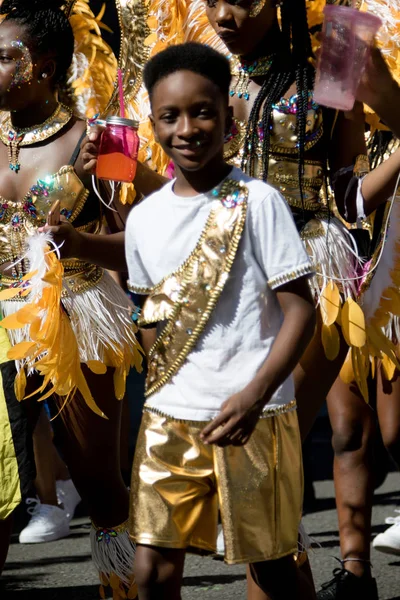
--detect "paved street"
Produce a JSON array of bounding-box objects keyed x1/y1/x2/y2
[{"x1": 1, "y1": 473, "x2": 400, "y2": 599}]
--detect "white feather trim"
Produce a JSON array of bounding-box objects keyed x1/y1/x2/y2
[
  {"x1": 2, "y1": 271, "x2": 136, "y2": 369},
  {"x1": 303, "y1": 217, "x2": 361, "y2": 300},
  {"x1": 361, "y1": 196, "x2": 400, "y2": 322}
]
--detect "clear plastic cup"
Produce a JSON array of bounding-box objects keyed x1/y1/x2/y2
[
  {"x1": 313, "y1": 6, "x2": 381, "y2": 111},
  {"x1": 96, "y1": 116, "x2": 140, "y2": 183}
]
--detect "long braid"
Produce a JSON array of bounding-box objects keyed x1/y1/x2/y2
[
  {"x1": 368, "y1": 130, "x2": 396, "y2": 169},
  {"x1": 241, "y1": 0, "x2": 314, "y2": 203}
]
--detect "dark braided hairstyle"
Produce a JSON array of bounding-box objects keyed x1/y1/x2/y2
[
  {"x1": 0, "y1": 0, "x2": 74, "y2": 87},
  {"x1": 242, "y1": 0, "x2": 314, "y2": 204},
  {"x1": 368, "y1": 130, "x2": 397, "y2": 169}
]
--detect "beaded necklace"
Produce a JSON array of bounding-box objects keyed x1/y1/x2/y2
[
  {"x1": 230, "y1": 54, "x2": 274, "y2": 101},
  {"x1": 0, "y1": 103, "x2": 73, "y2": 173}
]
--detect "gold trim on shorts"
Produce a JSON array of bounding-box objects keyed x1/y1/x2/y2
[{"x1": 129, "y1": 404, "x2": 303, "y2": 564}]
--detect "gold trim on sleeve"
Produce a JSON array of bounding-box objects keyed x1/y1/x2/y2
[{"x1": 268, "y1": 264, "x2": 314, "y2": 290}]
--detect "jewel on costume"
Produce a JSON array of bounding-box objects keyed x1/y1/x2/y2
[
  {"x1": 0, "y1": 203, "x2": 9, "y2": 221},
  {"x1": 23, "y1": 200, "x2": 37, "y2": 218},
  {"x1": 131, "y1": 306, "x2": 141, "y2": 322},
  {"x1": 60, "y1": 207, "x2": 72, "y2": 220},
  {"x1": 211, "y1": 179, "x2": 248, "y2": 209},
  {"x1": 90, "y1": 521, "x2": 137, "y2": 599}
]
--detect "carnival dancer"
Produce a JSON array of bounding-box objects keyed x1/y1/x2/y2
[
  {"x1": 318, "y1": 47, "x2": 400, "y2": 600},
  {"x1": 121, "y1": 41, "x2": 315, "y2": 600},
  {"x1": 0, "y1": 1, "x2": 147, "y2": 596},
  {"x1": 201, "y1": 0, "x2": 371, "y2": 439}
]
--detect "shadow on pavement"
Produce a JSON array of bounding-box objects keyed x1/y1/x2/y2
[
  {"x1": 4, "y1": 554, "x2": 91, "y2": 570},
  {"x1": 183, "y1": 573, "x2": 246, "y2": 587},
  {"x1": 0, "y1": 582, "x2": 100, "y2": 600}
]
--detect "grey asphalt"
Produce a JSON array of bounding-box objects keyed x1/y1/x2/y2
[{"x1": 1, "y1": 473, "x2": 400, "y2": 599}]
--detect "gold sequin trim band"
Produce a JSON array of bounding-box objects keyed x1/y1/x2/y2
[
  {"x1": 143, "y1": 399, "x2": 297, "y2": 424},
  {"x1": 268, "y1": 264, "x2": 314, "y2": 290},
  {"x1": 91, "y1": 519, "x2": 129, "y2": 534}
]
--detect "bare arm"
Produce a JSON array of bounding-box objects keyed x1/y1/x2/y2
[
  {"x1": 361, "y1": 147, "x2": 400, "y2": 209},
  {"x1": 246, "y1": 278, "x2": 316, "y2": 401},
  {"x1": 329, "y1": 103, "x2": 368, "y2": 222},
  {"x1": 201, "y1": 277, "x2": 316, "y2": 446},
  {"x1": 356, "y1": 47, "x2": 400, "y2": 139}
]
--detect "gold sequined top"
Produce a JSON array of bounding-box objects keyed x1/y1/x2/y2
[
  {"x1": 224, "y1": 93, "x2": 327, "y2": 213},
  {"x1": 0, "y1": 166, "x2": 103, "y2": 295}
]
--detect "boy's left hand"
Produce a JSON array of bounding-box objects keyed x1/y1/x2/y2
[{"x1": 200, "y1": 386, "x2": 265, "y2": 447}]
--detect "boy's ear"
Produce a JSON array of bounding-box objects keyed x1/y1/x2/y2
[
  {"x1": 149, "y1": 114, "x2": 159, "y2": 143},
  {"x1": 225, "y1": 106, "x2": 234, "y2": 136}
]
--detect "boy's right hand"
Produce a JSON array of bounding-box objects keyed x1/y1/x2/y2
[{"x1": 81, "y1": 126, "x2": 104, "y2": 175}]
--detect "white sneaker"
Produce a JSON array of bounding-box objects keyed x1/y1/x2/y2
[
  {"x1": 19, "y1": 498, "x2": 70, "y2": 544},
  {"x1": 216, "y1": 528, "x2": 225, "y2": 556},
  {"x1": 56, "y1": 479, "x2": 81, "y2": 522},
  {"x1": 373, "y1": 509, "x2": 400, "y2": 556}
]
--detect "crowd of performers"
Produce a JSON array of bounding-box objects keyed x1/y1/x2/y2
[{"x1": 0, "y1": 0, "x2": 400, "y2": 599}]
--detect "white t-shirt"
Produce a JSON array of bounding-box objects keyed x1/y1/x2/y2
[{"x1": 126, "y1": 167, "x2": 313, "y2": 421}]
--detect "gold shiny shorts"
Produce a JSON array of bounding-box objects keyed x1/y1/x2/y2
[{"x1": 129, "y1": 406, "x2": 303, "y2": 564}]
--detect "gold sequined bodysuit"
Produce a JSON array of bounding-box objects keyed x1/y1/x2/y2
[
  {"x1": 223, "y1": 92, "x2": 360, "y2": 300},
  {"x1": 224, "y1": 93, "x2": 330, "y2": 236},
  {"x1": 0, "y1": 165, "x2": 103, "y2": 296}
]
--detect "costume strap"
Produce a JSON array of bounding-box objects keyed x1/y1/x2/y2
[
  {"x1": 133, "y1": 180, "x2": 249, "y2": 397},
  {"x1": 68, "y1": 130, "x2": 87, "y2": 166}
]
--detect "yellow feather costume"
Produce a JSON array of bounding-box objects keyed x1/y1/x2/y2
[{"x1": 0, "y1": 2, "x2": 146, "y2": 409}]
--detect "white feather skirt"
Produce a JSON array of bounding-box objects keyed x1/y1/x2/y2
[
  {"x1": 361, "y1": 196, "x2": 400, "y2": 347},
  {"x1": 302, "y1": 216, "x2": 360, "y2": 301},
  {"x1": 1, "y1": 270, "x2": 137, "y2": 369}
]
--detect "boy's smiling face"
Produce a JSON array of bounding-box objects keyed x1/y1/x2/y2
[{"x1": 150, "y1": 70, "x2": 231, "y2": 173}]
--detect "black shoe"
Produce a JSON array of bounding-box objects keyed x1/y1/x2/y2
[{"x1": 317, "y1": 568, "x2": 379, "y2": 600}]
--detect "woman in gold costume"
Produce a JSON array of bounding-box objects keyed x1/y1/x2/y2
[
  {"x1": 199, "y1": 0, "x2": 367, "y2": 442},
  {"x1": 0, "y1": 1, "x2": 159, "y2": 596}
]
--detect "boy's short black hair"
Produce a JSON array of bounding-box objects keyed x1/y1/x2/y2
[{"x1": 143, "y1": 42, "x2": 231, "y2": 102}]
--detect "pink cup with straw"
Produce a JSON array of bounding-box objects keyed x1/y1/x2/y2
[
  {"x1": 313, "y1": 5, "x2": 381, "y2": 111},
  {"x1": 96, "y1": 69, "x2": 140, "y2": 183}
]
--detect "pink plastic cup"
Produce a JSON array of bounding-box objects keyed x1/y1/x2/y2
[{"x1": 313, "y1": 6, "x2": 381, "y2": 111}]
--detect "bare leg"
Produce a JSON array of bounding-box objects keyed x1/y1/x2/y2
[
  {"x1": 0, "y1": 512, "x2": 13, "y2": 575},
  {"x1": 247, "y1": 556, "x2": 316, "y2": 600},
  {"x1": 295, "y1": 313, "x2": 348, "y2": 442},
  {"x1": 32, "y1": 408, "x2": 58, "y2": 506},
  {"x1": 245, "y1": 316, "x2": 343, "y2": 600},
  {"x1": 249, "y1": 554, "x2": 314, "y2": 600},
  {"x1": 49, "y1": 367, "x2": 134, "y2": 591},
  {"x1": 52, "y1": 444, "x2": 70, "y2": 482},
  {"x1": 327, "y1": 377, "x2": 375, "y2": 577},
  {"x1": 51, "y1": 366, "x2": 128, "y2": 526},
  {"x1": 377, "y1": 368, "x2": 400, "y2": 467},
  {"x1": 134, "y1": 545, "x2": 185, "y2": 600}
]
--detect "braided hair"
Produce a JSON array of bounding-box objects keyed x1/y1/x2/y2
[
  {"x1": 0, "y1": 0, "x2": 74, "y2": 86},
  {"x1": 368, "y1": 130, "x2": 397, "y2": 169},
  {"x1": 242, "y1": 0, "x2": 314, "y2": 203}
]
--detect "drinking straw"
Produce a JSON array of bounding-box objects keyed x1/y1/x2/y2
[
  {"x1": 118, "y1": 69, "x2": 126, "y2": 118},
  {"x1": 117, "y1": 68, "x2": 129, "y2": 159}
]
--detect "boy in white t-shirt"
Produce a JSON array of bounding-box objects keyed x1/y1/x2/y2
[{"x1": 125, "y1": 43, "x2": 316, "y2": 599}]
